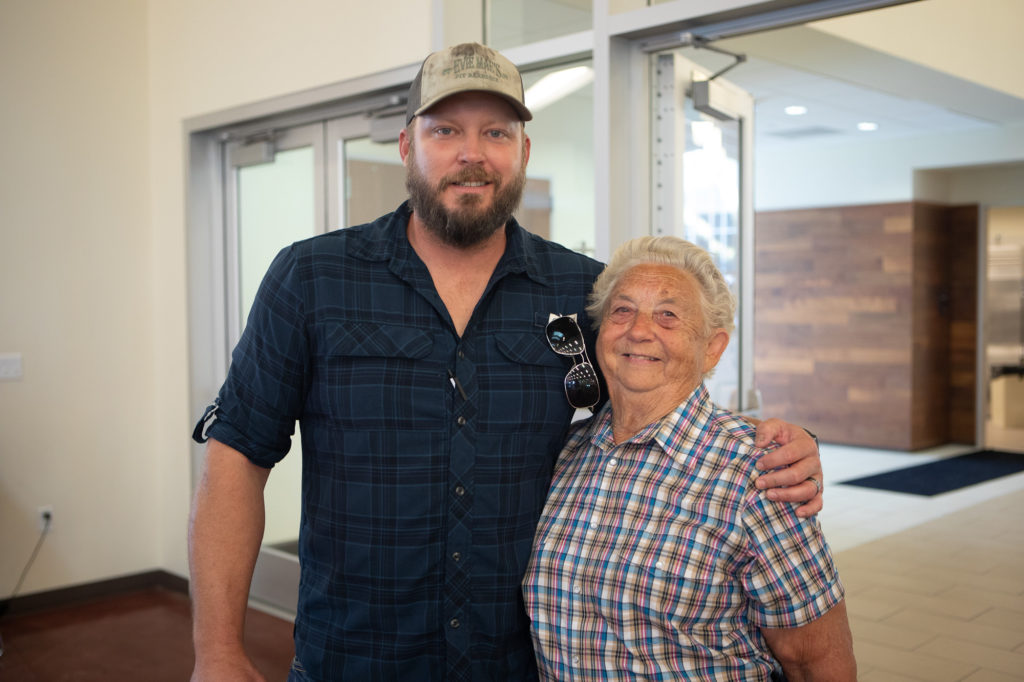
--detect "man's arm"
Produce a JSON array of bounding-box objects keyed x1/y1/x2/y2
[
  {"x1": 750, "y1": 418, "x2": 823, "y2": 517},
  {"x1": 188, "y1": 438, "x2": 272, "y2": 682},
  {"x1": 761, "y1": 600, "x2": 856, "y2": 681}
]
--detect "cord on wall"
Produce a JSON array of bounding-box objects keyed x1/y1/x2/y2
[{"x1": 0, "y1": 509, "x2": 53, "y2": 656}]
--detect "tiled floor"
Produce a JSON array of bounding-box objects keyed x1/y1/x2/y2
[{"x1": 822, "y1": 443, "x2": 1024, "y2": 681}]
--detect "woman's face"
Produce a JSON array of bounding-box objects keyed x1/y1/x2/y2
[{"x1": 596, "y1": 263, "x2": 729, "y2": 408}]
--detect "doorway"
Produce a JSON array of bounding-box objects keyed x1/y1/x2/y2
[{"x1": 984, "y1": 206, "x2": 1024, "y2": 454}]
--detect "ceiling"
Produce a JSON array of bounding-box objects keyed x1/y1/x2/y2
[{"x1": 686, "y1": 24, "x2": 1024, "y2": 149}]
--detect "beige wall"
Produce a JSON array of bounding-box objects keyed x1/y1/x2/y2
[
  {"x1": 0, "y1": 0, "x2": 1021, "y2": 597},
  {"x1": 0, "y1": 0, "x2": 154, "y2": 593}
]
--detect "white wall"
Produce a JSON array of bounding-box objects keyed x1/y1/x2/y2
[{"x1": 0, "y1": 0, "x2": 155, "y2": 595}]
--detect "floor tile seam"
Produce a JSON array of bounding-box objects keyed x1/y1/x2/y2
[
  {"x1": 915, "y1": 636, "x2": 1024, "y2": 676},
  {"x1": 879, "y1": 619, "x2": 1024, "y2": 654},
  {"x1": 851, "y1": 638, "x2": 981, "y2": 680}
]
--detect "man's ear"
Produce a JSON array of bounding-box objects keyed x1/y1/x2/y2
[{"x1": 399, "y1": 126, "x2": 412, "y2": 165}]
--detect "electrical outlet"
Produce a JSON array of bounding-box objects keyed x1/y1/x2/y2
[
  {"x1": 0, "y1": 353, "x2": 23, "y2": 381},
  {"x1": 38, "y1": 505, "x2": 53, "y2": 532}
]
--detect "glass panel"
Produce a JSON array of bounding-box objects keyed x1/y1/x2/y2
[
  {"x1": 681, "y1": 99, "x2": 741, "y2": 407},
  {"x1": 236, "y1": 145, "x2": 316, "y2": 553},
  {"x1": 521, "y1": 60, "x2": 595, "y2": 256},
  {"x1": 342, "y1": 137, "x2": 404, "y2": 227},
  {"x1": 238, "y1": 147, "x2": 316, "y2": 323},
  {"x1": 486, "y1": 0, "x2": 592, "y2": 50}
]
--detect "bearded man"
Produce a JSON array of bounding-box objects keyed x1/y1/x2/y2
[{"x1": 188, "y1": 42, "x2": 824, "y2": 682}]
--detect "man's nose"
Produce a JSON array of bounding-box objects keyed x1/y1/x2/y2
[{"x1": 457, "y1": 135, "x2": 485, "y2": 163}]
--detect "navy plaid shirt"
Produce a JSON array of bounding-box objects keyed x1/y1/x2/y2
[{"x1": 199, "y1": 202, "x2": 604, "y2": 681}]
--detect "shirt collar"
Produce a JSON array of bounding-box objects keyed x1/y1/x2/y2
[
  {"x1": 591, "y1": 384, "x2": 716, "y2": 469},
  {"x1": 348, "y1": 201, "x2": 555, "y2": 288}
]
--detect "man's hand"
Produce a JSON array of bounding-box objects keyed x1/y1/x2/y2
[{"x1": 753, "y1": 419, "x2": 823, "y2": 518}]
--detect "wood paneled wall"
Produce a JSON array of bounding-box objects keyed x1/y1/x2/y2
[
  {"x1": 912, "y1": 203, "x2": 950, "y2": 450},
  {"x1": 947, "y1": 205, "x2": 979, "y2": 443},
  {"x1": 754, "y1": 202, "x2": 977, "y2": 451}
]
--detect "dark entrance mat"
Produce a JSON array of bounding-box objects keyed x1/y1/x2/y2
[{"x1": 838, "y1": 449, "x2": 1024, "y2": 496}]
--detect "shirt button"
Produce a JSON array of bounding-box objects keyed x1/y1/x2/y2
[
  {"x1": 573, "y1": 584, "x2": 582, "y2": 594},
  {"x1": 457, "y1": 349, "x2": 465, "y2": 359},
  {"x1": 452, "y1": 552, "x2": 462, "y2": 562},
  {"x1": 572, "y1": 655, "x2": 580, "y2": 665},
  {"x1": 449, "y1": 618, "x2": 461, "y2": 629},
  {"x1": 457, "y1": 416, "x2": 466, "y2": 426},
  {"x1": 608, "y1": 458, "x2": 617, "y2": 467},
  {"x1": 656, "y1": 560, "x2": 665, "y2": 570},
  {"x1": 454, "y1": 485, "x2": 466, "y2": 496}
]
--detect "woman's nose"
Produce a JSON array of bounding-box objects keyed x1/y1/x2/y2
[{"x1": 626, "y1": 312, "x2": 655, "y2": 339}]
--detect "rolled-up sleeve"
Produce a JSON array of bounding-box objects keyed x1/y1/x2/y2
[{"x1": 203, "y1": 245, "x2": 310, "y2": 468}]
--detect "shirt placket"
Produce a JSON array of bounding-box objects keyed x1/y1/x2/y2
[
  {"x1": 563, "y1": 441, "x2": 617, "y2": 676},
  {"x1": 444, "y1": 340, "x2": 477, "y2": 681}
]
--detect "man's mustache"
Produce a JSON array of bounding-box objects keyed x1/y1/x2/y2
[{"x1": 440, "y1": 168, "x2": 500, "y2": 189}]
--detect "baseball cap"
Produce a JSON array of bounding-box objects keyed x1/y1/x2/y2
[{"x1": 406, "y1": 42, "x2": 533, "y2": 125}]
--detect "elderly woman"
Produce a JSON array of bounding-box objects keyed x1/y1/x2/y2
[{"x1": 523, "y1": 236, "x2": 855, "y2": 681}]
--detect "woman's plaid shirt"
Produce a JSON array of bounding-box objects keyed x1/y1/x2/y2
[{"x1": 523, "y1": 384, "x2": 844, "y2": 680}]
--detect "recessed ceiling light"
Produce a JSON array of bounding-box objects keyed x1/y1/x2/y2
[
  {"x1": 857, "y1": 121, "x2": 879, "y2": 131},
  {"x1": 784, "y1": 105, "x2": 808, "y2": 116}
]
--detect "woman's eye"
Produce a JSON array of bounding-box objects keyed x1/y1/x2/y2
[{"x1": 656, "y1": 310, "x2": 683, "y2": 327}]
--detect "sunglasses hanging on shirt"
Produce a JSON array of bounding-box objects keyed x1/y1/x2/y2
[{"x1": 545, "y1": 313, "x2": 600, "y2": 411}]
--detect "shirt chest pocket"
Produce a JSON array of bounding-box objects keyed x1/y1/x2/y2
[
  {"x1": 620, "y1": 523, "x2": 738, "y2": 619},
  {"x1": 317, "y1": 322, "x2": 439, "y2": 428},
  {"x1": 488, "y1": 330, "x2": 575, "y2": 430}
]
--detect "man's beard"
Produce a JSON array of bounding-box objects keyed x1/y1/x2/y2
[{"x1": 405, "y1": 143, "x2": 527, "y2": 249}]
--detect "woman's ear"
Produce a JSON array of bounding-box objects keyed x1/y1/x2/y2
[{"x1": 703, "y1": 329, "x2": 730, "y2": 372}]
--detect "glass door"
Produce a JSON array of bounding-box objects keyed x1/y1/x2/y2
[
  {"x1": 224, "y1": 123, "x2": 323, "y2": 611},
  {"x1": 326, "y1": 114, "x2": 404, "y2": 230},
  {"x1": 652, "y1": 51, "x2": 755, "y2": 413},
  {"x1": 220, "y1": 112, "x2": 406, "y2": 613}
]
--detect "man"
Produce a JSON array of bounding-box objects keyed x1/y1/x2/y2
[{"x1": 189, "y1": 43, "x2": 823, "y2": 681}]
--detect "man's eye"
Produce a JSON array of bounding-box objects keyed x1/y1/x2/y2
[{"x1": 436, "y1": 127, "x2": 453, "y2": 136}]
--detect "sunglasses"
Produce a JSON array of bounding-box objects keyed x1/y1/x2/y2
[{"x1": 545, "y1": 314, "x2": 600, "y2": 410}]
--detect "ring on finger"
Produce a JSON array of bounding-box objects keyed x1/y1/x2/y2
[{"x1": 806, "y1": 477, "x2": 822, "y2": 496}]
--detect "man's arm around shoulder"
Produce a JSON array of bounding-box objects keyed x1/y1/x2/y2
[
  {"x1": 761, "y1": 600, "x2": 856, "y2": 681},
  {"x1": 188, "y1": 438, "x2": 272, "y2": 682}
]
